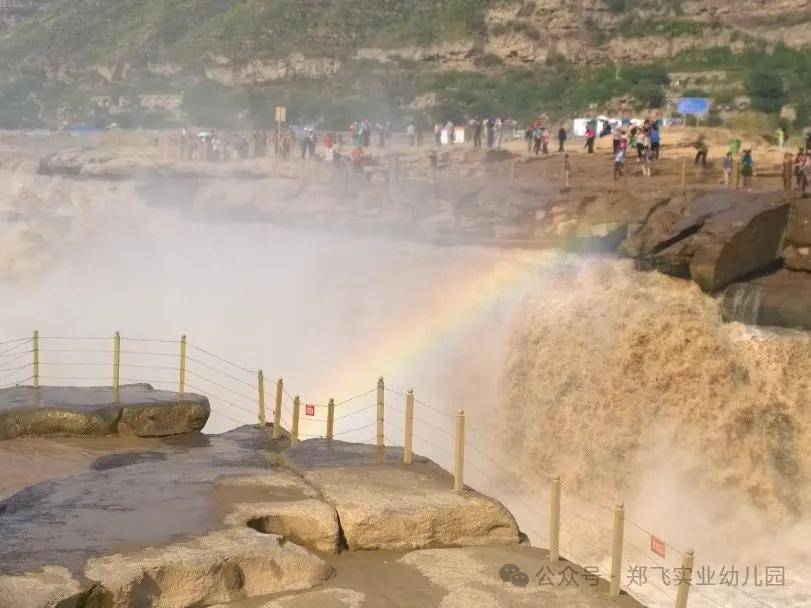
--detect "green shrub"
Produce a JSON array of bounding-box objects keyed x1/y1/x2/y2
[
  {"x1": 633, "y1": 82, "x2": 666, "y2": 108},
  {"x1": 746, "y1": 69, "x2": 787, "y2": 113},
  {"x1": 608, "y1": 0, "x2": 630, "y2": 13}
]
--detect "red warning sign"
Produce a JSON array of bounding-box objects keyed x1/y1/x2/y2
[
  {"x1": 305, "y1": 404, "x2": 315, "y2": 417},
  {"x1": 650, "y1": 535, "x2": 666, "y2": 558}
]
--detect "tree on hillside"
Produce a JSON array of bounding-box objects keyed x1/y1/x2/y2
[
  {"x1": 746, "y1": 69, "x2": 787, "y2": 114},
  {"x1": 633, "y1": 82, "x2": 666, "y2": 108}
]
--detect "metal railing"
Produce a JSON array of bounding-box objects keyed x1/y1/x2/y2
[{"x1": 0, "y1": 331, "x2": 770, "y2": 608}]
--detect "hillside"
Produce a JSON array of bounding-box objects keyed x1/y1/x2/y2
[{"x1": 0, "y1": 0, "x2": 810, "y2": 129}]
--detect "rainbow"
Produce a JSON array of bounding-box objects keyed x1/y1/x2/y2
[{"x1": 303, "y1": 248, "x2": 565, "y2": 433}]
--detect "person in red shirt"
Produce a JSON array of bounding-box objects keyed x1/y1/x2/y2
[
  {"x1": 585, "y1": 125, "x2": 596, "y2": 154},
  {"x1": 323, "y1": 132, "x2": 335, "y2": 162}
]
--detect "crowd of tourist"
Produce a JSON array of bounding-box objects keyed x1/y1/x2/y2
[{"x1": 168, "y1": 117, "x2": 811, "y2": 192}]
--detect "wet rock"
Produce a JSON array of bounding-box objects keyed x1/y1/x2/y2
[
  {"x1": 224, "y1": 499, "x2": 340, "y2": 553},
  {"x1": 689, "y1": 200, "x2": 790, "y2": 292},
  {"x1": 0, "y1": 385, "x2": 210, "y2": 440},
  {"x1": 302, "y1": 465, "x2": 520, "y2": 551},
  {"x1": 787, "y1": 195, "x2": 811, "y2": 245},
  {"x1": 91, "y1": 451, "x2": 168, "y2": 471},
  {"x1": 783, "y1": 243, "x2": 811, "y2": 272},
  {"x1": 0, "y1": 566, "x2": 85, "y2": 608},
  {"x1": 620, "y1": 191, "x2": 732, "y2": 259},
  {"x1": 567, "y1": 192, "x2": 667, "y2": 253},
  {"x1": 216, "y1": 470, "x2": 319, "y2": 498},
  {"x1": 720, "y1": 269, "x2": 811, "y2": 330},
  {"x1": 83, "y1": 528, "x2": 333, "y2": 608},
  {"x1": 637, "y1": 236, "x2": 697, "y2": 278},
  {"x1": 624, "y1": 191, "x2": 792, "y2": 291}
]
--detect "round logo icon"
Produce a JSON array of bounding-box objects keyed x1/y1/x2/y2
[{"x1": 499, "y1": 563, "x2": 521, "y2": 583}]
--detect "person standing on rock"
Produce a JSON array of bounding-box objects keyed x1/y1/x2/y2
[
  {"x1": 650, "y1": 122, "x2": 661, "y2": 159},
  {"x1": 782, "y1": 152, "x2": 795, "y2": 191},
  {"x1": 541, "y1": 126, "x2": 550, "y2": 155},
  {"x1": 722, "y1": 152, "x2": 733, "y2": 187},
  {"x1": 324, "y1": 132, "x2": 335, "y2": 162},
  {"x1": 309, "y1": 131, "x2": 317, "y2": 159},
  {"x1": 796, "y1": 150, "x2": 809, "y2": 192},
  {"x1": 776, "y1": 127, "x2": 785, "y2": 150},
  {"x1": 446, "y1": 120, "x2": 456, "y2": 146},
  {"x1": 585, "y1": 123, "x2": 596, "y2": 154},
  {"x1": 472, "y1": 118, "x2": 483, "y2": 149},
  {"x1": 486, "y1": 118, "x2": 495, "y2": 149},
  {"x1": 557, "y1": 124, "x2": 567, "y2": 152},
  {"x1": 694, "y1": 135, "x2": 708, "y2": 168},
  {"x1": 525, "y1": 125, "x2": 534, "y2": 153},
  {"x1": 741, "y1": 149, "x2": 754, "y2": 191},
  {"x1": 300, "y1": 130, "x2": 309, "y2": 160},
  {"x1": 533, "y1": 124, "x2": 542, "y2": 155},
  {"x1": 635, "y1": 127, "x2": 645, "y2": 159},
  {"x1": 495, "y1": 117, "x2": 504, "y2": 150},
  {"x1": 613, "y1": 146, "x2": 625, "y2": 182},
  {"x1": 407, "y1": 122, "x2": 415, "y2": 147},
  {"x1": 611, "y1": 124, "x2": 622, "y2": 155}
]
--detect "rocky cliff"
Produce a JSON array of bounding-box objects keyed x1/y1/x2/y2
[{"x1": 1, "y1": 0, "x2": 810, "y2": 84}]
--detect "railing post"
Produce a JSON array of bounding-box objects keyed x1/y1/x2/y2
[
  {"x1": 32, "y1": 330, "x2": 39, "y2": 389},
  {"x1": 326, "y1": 398, "x2": 335, "y2": 441},
  {"x1": 510, "y1": 159, "x2": 516, "y2": 184},
  {"x1": 272, "y1": 378, "x2": 283, "y2": 439},
  {"x1": 404, "y1": 389, "x2": 414, "y2": 464},
  {"x1": 113, "y1": 331, "x2": 121, "y2": 402},
  {"x1": 681, "y1": 158, "x2": 687, "y2": 190},
  {"x1": 178, "y1": 335, "x2": 186, "y2": 397},
  {"x1": 454, "y1": 409, "x2": 465, "y2": 492},
  {"x1": 610, "y1": 503, "x2": 625, "y2": 598},
  {"x1": 291, "y1": 395, "x2": 300, "y2": 446},
  {"x1": 257, "y1": 370, "x2": 266, "y2": 427},
  {"x1": 376, "y1": 376, "x2": 384, "y2": 448},
  {"x1": 550, "y1": 476, "x2": 561, "y2": 562},
  {"x1": 735, "y1": 157, "x2": 742, "y2": 189},
  {"x1": 675, "y1": 549, "x2": 695, "y2": 608}
]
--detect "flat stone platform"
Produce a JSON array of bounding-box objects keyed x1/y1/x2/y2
[
  {"x1": 0, "y1": 383, "x2": 210, "y2": 440},
  {"x1": 0, "y1": 427, "x2": 646, "y2": 608}
]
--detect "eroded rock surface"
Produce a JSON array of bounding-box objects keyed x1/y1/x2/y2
[
  {"x1": 0, "y1": 384, "x2": 210, "y2": 440},
  {"x1": 721, "y1": 269, "x2": 811, "y2": 329},
  {"x1": 0, "y1": 566, "x2": 84, "y2": 608},
  {"x1": 83, "y1": 528, "x2": 333, "y2": 608},
  {"x1": 224, "y1": 499, "x2": 340, "y2": 553}
]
